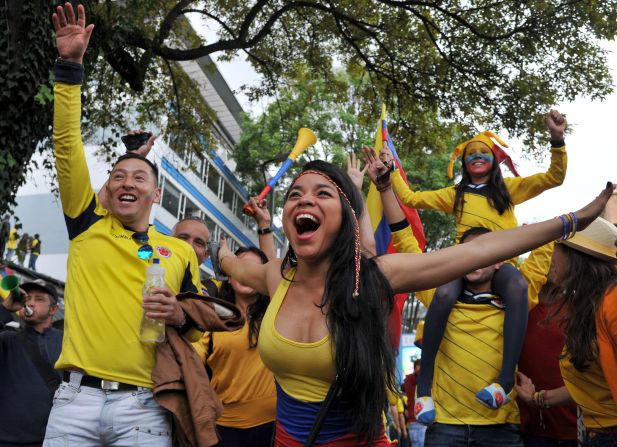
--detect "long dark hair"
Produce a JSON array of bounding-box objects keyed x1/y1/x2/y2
[
  {"x1": 219, "y1": 246, "x2": 270, "y2": 348},
  {"x1": 453, "y1": 147, "x2": 513, "y2": 219},
  {"x1": 548, "y1": 244, "x2": 617, "y2": 371},
  {"x1": 280, "y1": 160, "x2": 396, "y2": 440}
]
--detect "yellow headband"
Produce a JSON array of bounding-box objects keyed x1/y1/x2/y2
[{"x1": 447, "y1": 131, "x2": 518, "y2": 179}]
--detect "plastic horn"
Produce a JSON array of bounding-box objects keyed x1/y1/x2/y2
[
  {"x1": 243, "y1": 128, "x2": 317, "y2": 216},
  {"x1": 23, "y1": 305, "x2": 33, "y2": 317},
  {"x1": 1, "y1": 275, "x2": 25, "y2": 303}
]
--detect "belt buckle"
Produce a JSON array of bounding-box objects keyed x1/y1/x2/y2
[{"x1": 101, "y1": 379, "x2": 119, "y2": 391}]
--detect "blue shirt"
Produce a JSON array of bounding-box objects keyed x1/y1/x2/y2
[{"x1": 0, "y1": 306, "x2": 63, "y2": 445}]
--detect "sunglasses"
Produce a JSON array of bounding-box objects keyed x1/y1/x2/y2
[{"x1": 132, "y1": 231, "x2": 153, "y2": 260}]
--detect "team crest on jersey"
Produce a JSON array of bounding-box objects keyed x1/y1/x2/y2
[{"x1": 156, "y1": 246, "x2": 172, "y2": 258}]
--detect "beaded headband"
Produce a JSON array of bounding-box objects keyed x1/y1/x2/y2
[{"x1": 290, "y1": 169, "x2": 361, "y2": 298}]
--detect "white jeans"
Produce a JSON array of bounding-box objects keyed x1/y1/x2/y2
[{"x1": 43, "y1": 372, "x2": 171, "y2": 447}]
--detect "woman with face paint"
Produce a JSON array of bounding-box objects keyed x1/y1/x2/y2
[
  {"x1": 216, "y1": 158, "x2": 612, "y2": 446},
  {"x1": 385, "y1": 110, "x2": 568, "y2": 422}
]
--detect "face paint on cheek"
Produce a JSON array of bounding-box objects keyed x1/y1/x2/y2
[{"x1": 464, "y1": 152, "x2": 494, "y2": 165}]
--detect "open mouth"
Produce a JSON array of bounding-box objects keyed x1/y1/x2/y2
[
  {"x1": 119, "y1": 194, "x2": 137, "y2": 203},
  {"x1": 295, "y1": 213, "x2": 320, "y2": 235}
]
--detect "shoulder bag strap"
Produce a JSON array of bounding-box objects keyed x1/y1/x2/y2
[{"x1": 304, "y1": 374, "x2": 341, "y2": 447}]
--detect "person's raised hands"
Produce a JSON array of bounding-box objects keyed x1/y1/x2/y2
[
  {"x1": 346, "y1": 152, "x2": 368, "y2": 192},
  {"x1": 248, "y1": 197, "x2": 271, "y2": 228},
  {"x1": 547, "y1": 109, "x2": 566, "y2": 141},
  {"x1": 362, "y1": 146, "x2": 390, "y2": 187},
  {"x1": 52, "y1": 3, "x2": 94, "y2": 64},
  {"x1": 574, "y1": 182, "x2": 616, "y2": 230},
  {"x1": 127, "y1": 130, "x2": 158, "y2": 157}
]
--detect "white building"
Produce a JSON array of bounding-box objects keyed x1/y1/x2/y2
[{"x1": 12, "y1": 55, "x2": 285, "y2": 282}]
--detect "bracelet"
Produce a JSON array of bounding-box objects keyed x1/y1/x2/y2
[
  {"x1": 257, "y1": 227, "x2": 272, "y2": 235},
  {"x1": 533, "y1": 389, "x2": 550, "y2": 409},
  {"x1": 376, "y1": 182, "x2": 392, "y2": 192},
  {"x1": 556, "y1": 212, "x2": 578, "y2": 241}
]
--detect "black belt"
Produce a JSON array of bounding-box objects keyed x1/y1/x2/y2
[{"x1": 63, "y1": 371, "x2": 139, "y2": 391}]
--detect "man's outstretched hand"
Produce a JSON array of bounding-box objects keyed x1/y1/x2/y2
[{"x1": 52, "y1": 3, "x2": 94, "y2": 64}]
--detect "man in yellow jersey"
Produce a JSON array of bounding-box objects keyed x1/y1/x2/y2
[
  {"x1": 413, "y1": 226, "x2": 548, "y2": 446},
  {"x1": 44, "y1": 4, "x2": 202, "y2": 446},
  {"x1": 5, "y1": 223, "x2": 20, "y2": 262}
]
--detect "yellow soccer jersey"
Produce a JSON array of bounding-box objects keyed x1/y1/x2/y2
[
  {"x1": 193, "y1": 324, "x2": 276, "y2": 428},
  {"x1": 391, "y1": 146, "x2": 567, "y2": 242},
  {"x1": 7, "y1": 228, "x2": 17, "y2": 250},
  {"x1": 53, "y1": 82, "x2": 201, "y2": 388},
  {"x1": 390, "y1": 225, "x2": 552, "y2": 424}
]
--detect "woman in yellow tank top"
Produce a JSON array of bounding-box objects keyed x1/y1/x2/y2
[
  {"x1": 193, "y1": 246, "x2": 276, "y2": 447},
  {"x1": 218, "y1": 160, "x2": 612, "y2": 447}
]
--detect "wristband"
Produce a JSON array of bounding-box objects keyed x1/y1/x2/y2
[
  {"x1": 54, "y1": 58, "x2": 84, "y2": 84},
  {"x1": 550, "y1": 138, "x2": 565, "y2": 148},
  {"x1": 257, "y1": 227, "x2": 272, "y2": 235}
]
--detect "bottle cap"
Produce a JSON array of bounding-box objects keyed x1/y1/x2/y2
[{"x1": 153, "y1": 258, "x2": 160, "y2": 264}]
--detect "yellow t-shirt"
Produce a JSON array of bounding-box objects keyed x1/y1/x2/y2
[
  {"x1": 53, "y1": 82, "x2": 202, "y2": 388},
  {"x1": 391, "y1": 226, "x2": 552, "y2": 424},
  {"x1": 30, "y1": 239, "x2": 40, "y2": 256},
  {"x1": 391, "y1": 146, "x2": 567, "y2": 242},
  {"x1": 258, "y1": 270, "x2": 336, "y2": 402},
  {"x1": 192, "y1": 324, "x2": 276, "y2": 428},
  {"x1": 6, "y1": 229, "x2": 17, "y2": 250}
]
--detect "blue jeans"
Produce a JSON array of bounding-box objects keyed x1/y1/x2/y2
[
  {"x1": 523, "y1": 435, "x2": 577, "y2": 447},
  {"x1": 584, "y1": 429, "x2": 617, "y2": 446},
  {"x1": 43, "y1": 372, "x2": 171, "y2": 446},
  {"x1": 425, "y1": 423, "x2": 523, "y2": 447},
  {"x1": 409, "y1": 422, "x2": 427, "y2": 446}
]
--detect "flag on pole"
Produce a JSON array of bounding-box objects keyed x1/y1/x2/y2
[{"x1": 366, "y1": 105, "x2": 426, "y2": 348}]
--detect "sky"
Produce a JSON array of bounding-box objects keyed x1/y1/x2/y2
[{"x1": 197, "y1": 25, "x2": 617, "y2": 225}]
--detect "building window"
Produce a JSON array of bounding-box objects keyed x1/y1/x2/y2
[
  {"x1": 184, "y1": 197, "x2": 200, "y2": 219},
  {"x1": 223, "y1": 181, "x2": 235, "y2": 210},
  {"x1": 201, "y1": 159, "x2": 210, "y2": 184},
  {"x1": 161, "y1": 182, "x2": 181, "y2": 218},
  {"x1": 207, "y1": 167, "x2": 220, "y2": 196}
]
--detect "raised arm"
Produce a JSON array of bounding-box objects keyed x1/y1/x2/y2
[
  {"x1": 379, "y1": 183, "x2": 615, "y2": 293},
  {"x1": 218, "y1": 237, "x2": 279, "y2": 296},
  {"x1": 508, "y1": 110, "x2": 568, "y2": 204},
  {"x1": 248, "y1": 197, "x2": 277, "y2": 260},
  {"x1": 347, "y1": 152, "x2": 376, "y2": 257},
  {"x1": 53, "y1": 4, "x2": 99, "y2": 234},
  {"x1": 391, "y1": 168, "x2": 455, "y2": 212}
]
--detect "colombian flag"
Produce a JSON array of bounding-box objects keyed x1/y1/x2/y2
[{"x1": 367, "y1": 105, "x2": 426, "y2": 349}]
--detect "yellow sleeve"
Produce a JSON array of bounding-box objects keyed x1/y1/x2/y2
[
  {"x1": 520, "y1": 242, "x2": 554, "y2": 310},
  {"x1": 387, "y1": 389, "x2": 398, "y2": 406},
  {"x1": 396, "y1": 397, "x2": 405, "y2": 413},
  {"x1": 191, "y1": 332, "x2": 212, "y2": 364},
  {"x1": 506, "y1": 147, "x2": 567, "y2": 205},
  {"x1": 391, "y1": 225, "x2": 422, "y2": 254},
  {"x1": 53, "y1": 83, "x2": 97, "y2": 220},
  {"x1": 391, "y1": 170, "x2": 455, "y2": 212}
]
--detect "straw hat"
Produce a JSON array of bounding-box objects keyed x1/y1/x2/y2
[{"x1": 561, "y1": 217, "x2": 617, "y2": 262}]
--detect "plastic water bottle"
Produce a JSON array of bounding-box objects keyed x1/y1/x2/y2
[{"x1": 139, "y1": 258, "x2": 166, "y2": 343}]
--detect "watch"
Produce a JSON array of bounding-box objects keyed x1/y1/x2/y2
[{"x1": 257, "y1": 227, "x2": 272, "y2": 235}]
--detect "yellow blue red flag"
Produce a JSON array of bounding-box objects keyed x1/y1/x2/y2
[
  {"x1": 366, "y1": 105, "x2": 426, "y2": 350},
  {"x1": 366, "y1": 105, "x2": 426, "y2": 254}
]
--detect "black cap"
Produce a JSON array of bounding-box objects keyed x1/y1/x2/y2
[{"x1": 21, "y1": 279, "x2": 58, "y2": 304}]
